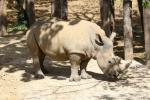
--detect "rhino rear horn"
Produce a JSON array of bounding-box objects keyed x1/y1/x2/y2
[
  {"x1": 95, "y1": 34, "x2": 104, "y2": 46},
  {"x1": 114, "y1": 56, "x2": 121, "y2": 64}
]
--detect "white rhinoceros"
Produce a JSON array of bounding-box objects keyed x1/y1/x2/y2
[{"x1": 26, "y1": 19, "x2": 130, "y2": 81}]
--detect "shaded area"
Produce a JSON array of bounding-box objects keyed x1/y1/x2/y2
[{"x1": 94, "y1": 95, "x2": 115, "y2": 100}]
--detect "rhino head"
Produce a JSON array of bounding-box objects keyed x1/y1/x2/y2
[{"x1": 95, "y1": 32, "x2": 131, "y2": 79}]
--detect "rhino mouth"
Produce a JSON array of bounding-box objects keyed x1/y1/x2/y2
[
  {"x1": 105, "y1": 70, "x2": 127, "y2": 80},
  {"x1": 105, "y1": 70, "x2": 120, "y2": 79}
]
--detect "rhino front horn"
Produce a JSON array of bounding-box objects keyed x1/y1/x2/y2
[{"x1": 117, "y1": 60, "x2": 132, "y2": 79}]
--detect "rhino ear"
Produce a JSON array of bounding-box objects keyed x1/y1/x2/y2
[
  {"x1": 110, "y1": 32, "x2": 116, "y2": 42},
  {"x1": 95, "y1": 34, "x2": 104, "y2": 46}
]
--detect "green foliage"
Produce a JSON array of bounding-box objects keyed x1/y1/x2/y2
[
  {"x1": 7, "y1": 22, "x2": 27, "y2": 33},
  {"x1": 142, "y1": 0, "x2": 150, "y2": 8}
]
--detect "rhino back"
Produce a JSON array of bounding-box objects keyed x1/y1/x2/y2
[{"x1": 27, "y1": 20, "x2": 98, "y2": 60}]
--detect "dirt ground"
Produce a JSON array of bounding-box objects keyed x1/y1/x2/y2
[{"x1": 1, "y1": 0, "x2": 150, "y2": 100}]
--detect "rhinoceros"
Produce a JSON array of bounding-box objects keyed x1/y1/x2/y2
[{"x1": 26, "y1": 19, "x2": 130, "y2": 81}]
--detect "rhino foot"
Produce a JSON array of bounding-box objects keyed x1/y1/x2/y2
[
  {"x1": 34, "y1": 74, "x2": 44, "y2": 79},
  {"x1": 81, "y1": 72, "x2": 92, "y2": 79},
  {"x1": 41, "y1": 67, "x2": 49, "y2": 74},
  {"x1": 69, "y1": 75, "x2": 81, "y2": 82},
  {"x1": 34, "y1": 71, "x2": 45, "y2": 79}
]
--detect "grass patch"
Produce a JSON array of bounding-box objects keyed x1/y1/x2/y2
[{"x1": 7, "y1": 22, "x2": 27, "y2": 33}]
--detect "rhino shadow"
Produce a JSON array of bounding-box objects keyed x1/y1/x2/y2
[
  {"x1": 88, "y1": 71, "x2": 120, "y2": 82},
  {"x1": 22, "y1": 59, "x2": 122, "y2": 82},
  {"x1": 21, "y1": 58, "x2": 121, "y2": 82}
]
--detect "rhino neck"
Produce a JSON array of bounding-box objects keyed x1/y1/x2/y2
[{"x1": 91, "y1": 51, "x2": 97, "y2": 60}]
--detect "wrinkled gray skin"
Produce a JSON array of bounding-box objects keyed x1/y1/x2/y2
[{"x1": 26, "y1": 19, "x2": 128, "y2": 81}]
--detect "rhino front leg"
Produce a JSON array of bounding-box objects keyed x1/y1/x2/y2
[
  {"x1": 80, "y1": 59, "x2": 92, "y2": 79},
  {"x1": 69, "y1": 54, "x2": 81, "y2": 82}
]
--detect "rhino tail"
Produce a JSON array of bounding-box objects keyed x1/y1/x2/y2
[
  {"x1": 27, "y1": 30, "x2": 44, "y2": 56},
  {"x1": 32, "y1": 32, "x2": 44, "y2": 54}
]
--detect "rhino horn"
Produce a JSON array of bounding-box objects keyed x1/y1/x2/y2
[
  {"x1": 111, "y1": 56, "x2": 121, "y2": 65},
  {"x1": 117, "y1": 60, "x2": 132, "y2": 79},
  {"x1": 115, "y1": 56, "x2": 121, "y2": 64},
  {"x1": 120, "y1": 60, "x2": 132, "y2": 71}
]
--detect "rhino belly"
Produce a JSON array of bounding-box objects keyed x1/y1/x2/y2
[
  {"x1": 46, "y1": 53, "x2": 69, "y2": 61},
  {"x1": 43, "y1": 44, "x2": 69, "y2": 61}
]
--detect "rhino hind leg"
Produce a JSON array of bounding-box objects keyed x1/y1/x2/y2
[
  {"x1": 38, "y1": 51, "x2": 49, "y2": 74},
  {"x1": 32, "y1": 54, "x2": 45, "y2": 79},
  {"x1": 80, "y1": 59, "x2": 92, "y2": 79},
  {"x1": 28, "y1": 34, "x2": 47, "y2": 79},
  {"x1": 32, "y1": 48, "x2": 49, "y2": 79},
  {"x1": 69, "y1": 54, "x2": 82, "y2": 81}
]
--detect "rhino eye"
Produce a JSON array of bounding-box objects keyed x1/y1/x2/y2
[{"x1": 108, "y1": 61, "x2": 112, "y2": 64}]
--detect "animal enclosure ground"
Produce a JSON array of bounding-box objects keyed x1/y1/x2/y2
[{"x1": 0, "y1": 0, "x2": 150, "y2": 100}]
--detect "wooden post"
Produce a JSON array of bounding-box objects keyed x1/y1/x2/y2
[
  {"x1": 0, "y1": 0, "x2": 7, "y2": 36},
  {"x1": 25, "y1": 0, "x2": 35, "y2": 27},
  {"x1": 137, "y1": 0, "x2": 144, "y2": 31},
  {"x1": 100, "y1": 0, "x2": 115, "y2": 37},
  {"x1": 143, "y1": 7, "x2": 150, "y2": 67},
  {"x1": 16, "y1": 0, "x2": 28, "y2": 23},
  {"x1": 123, "y1": 0, "x2": 133, "y2": 60},
  {"x1": 51, "y1": 0, "x2": 68, "y2": 20}
]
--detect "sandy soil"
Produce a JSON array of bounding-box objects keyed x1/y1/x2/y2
[{"x1": 1, "y1": 0, "x2": 149, "y2": 100}]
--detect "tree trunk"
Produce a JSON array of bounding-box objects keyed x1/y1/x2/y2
[
  {"x1": 7, "y1": 0, "x2": 14, "y2": 9},
  {"x1": 137, "y1": 0, "x2": 144, "y2": 31},
  {"x1": 51, "y1": 0, "x2": 68, "y2": 20},
  {"x1": 0, "y1": 0, "x2": 7, "y2": 36},
  {"x1": 25, "y1": 0, "x2": 35, "y2": 27},
  {"x1": 110, "y1": 0, "x2": 115, "y2": 32},
  {"x1": 143, "y1": 7, "x2": 150, "y2": 67},
  {"x1": 100, "y1": 0, "x2": 115, "y2": 37},
  {"x1": 123, "y1": 0, "x2": 133, "y2": 60},
  {"x1": 16, "y1": 0, "x2": 28, "y2": 23}
]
